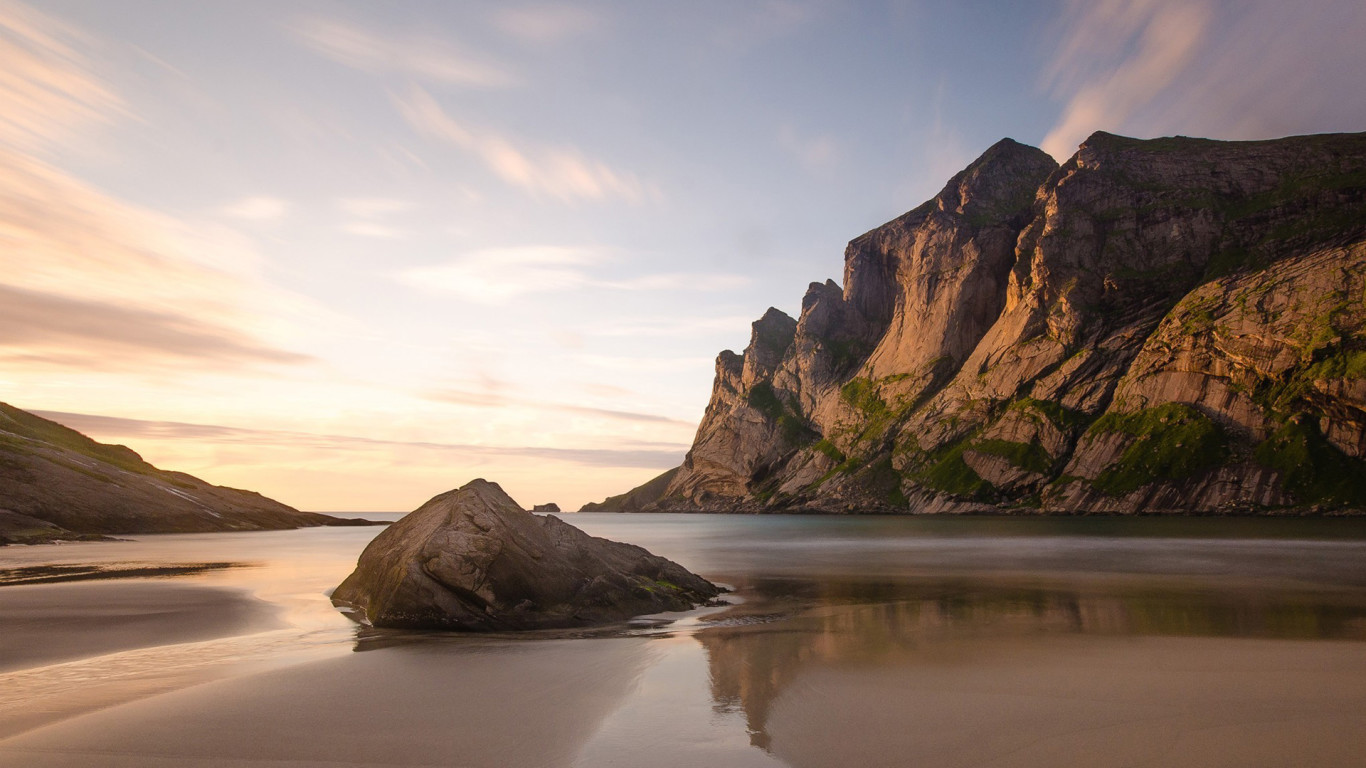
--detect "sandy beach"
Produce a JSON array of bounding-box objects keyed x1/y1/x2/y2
[{"x1": 3, "y1": 516, "x2": 1366, "y2": 767}]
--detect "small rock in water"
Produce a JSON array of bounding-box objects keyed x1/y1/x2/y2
[
  {"x1": 532, "y1": 503, "x2": 561, "y2": 513},
  {"x1": 331, "y1": 479, "x2": 721, "y2": 630}
]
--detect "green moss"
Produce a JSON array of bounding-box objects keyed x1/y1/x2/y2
[
  {"x1": 746, "y1": 383, "x2": 785, "y2": 421},
  {"x1": 1008, "y1": 398, "x2": 1090, "y2": 431},
  {"x1": 1254, "y1": 418, "x2": 1366, "y2": 506},
  {"x1": 745, "y1": 384, "x2": 814, "y2": 445},
  {"x1": 908, "y1": 431, "x2": 995, "y2": 500},
  {"x1": 839, "y1": 378, "x2": 887, "y2": 417},
  {"x1": 1087, "y1": 404, "x2": 1228, "y2": 496},
  {"x1": 971, "y1": 439, "x2": 1052, "y2": 474},
  {"x1": 825, "y1": 338, "x2": 871, "y2": 371},
  {"x1": 858, "y1": 456, "x2": 909, "y2": 507},
  {"x1": 1252, "y1": 344, "x2": 1366, "y2": 418},
  {"x1": 813, "y1": 439, "x2": 845, "y2": 463}
]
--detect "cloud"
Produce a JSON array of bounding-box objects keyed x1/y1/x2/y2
[
  {"x1": 343, "y1": 221, "x2": 406, "y2": 239},
  {"x1": 393, "y1": 85, "x2": 654, "y2": 203},
  {"x1": 0, "y1": 284, "x2": 311, "y2": 368},
  {"x1": 0, "y1": 8, "x2": 319, "y2": 373},
  {"x1": 0, "y1": 1, "x2": 122, "y2": 152},
  {"x1": 1040, "y1": 0, "x2": 1212, "y2": 161},
  {"x1": 291, "y1": 16, "x2": 515, "y2": 87},
  {"x1": 220, "y1": 196, "x2": 290, "y2": 221},
  {"x1": 395, "y1": 245, "x2": 749, "y2": 304},
  {"x1": 581, "y1": 315, "x2": 756, "y2": 338},
  {"x1": 1038, "y1": 0, "x2": 1366, "y2": 161},
  {"x1": 33, "y1": 410, "x2": 686, "y2": 470},
  {"x1": 397, "y1": 246, "x2": 605, "y2": 302},
  {"x1": 600, "y1": 272, "x2": 751, "y2": 292},
  {"x1": 492, "y1": 4, "x2": 601, "y2": 43},
  {"x1": 337, "y1": 197, "x2": 412, "y2": 218},
  {"x1": 424, "y1": 388, "x2": 694, "y2": 426}
]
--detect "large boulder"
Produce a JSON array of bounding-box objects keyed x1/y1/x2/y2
[{"x1": 331, "y1": 479, "x2": 721, "y2": 631}]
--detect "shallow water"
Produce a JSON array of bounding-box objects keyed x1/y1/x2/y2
[{"x1": 4, "y1": 513, "x2": 1366, "y2": 766}]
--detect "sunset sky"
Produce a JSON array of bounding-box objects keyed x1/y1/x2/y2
[{"x1": 4, "y1": 0, "x2": 1365, "y2": 511}]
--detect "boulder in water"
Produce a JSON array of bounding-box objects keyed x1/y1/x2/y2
[{"x1": 331, "y1": 479, "x2": 721, "y2": 630}]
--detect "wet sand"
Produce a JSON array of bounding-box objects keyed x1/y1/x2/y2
[
  {"x1": 0, "y1": 580, "x2": 279, "y2": 672},
  {"x1": 3, "y1": 621, "x2": 1366, "y2": 767},
  {"x1": 764, "y1": 635, "x2": 1366, "y2": 768},
  {"x1": 0, "y1": 637, "x2": 656, "y2": 768}
]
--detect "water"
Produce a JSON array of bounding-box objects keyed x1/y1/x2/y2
[{"x1": 3, "y1": 513, "x2": 1366, "y2": 766}]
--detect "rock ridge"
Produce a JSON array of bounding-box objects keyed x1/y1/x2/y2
[{"x1": 588, "y1": 131, "x2": 1366, "y2": 515}]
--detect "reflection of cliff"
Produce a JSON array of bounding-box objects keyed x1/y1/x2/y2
[{"x1": 697, "y1": 578, "x2": 1366, "y2": 749}]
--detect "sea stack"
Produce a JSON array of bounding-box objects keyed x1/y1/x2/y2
[{"x1": 331, "y1": 479, "x2": 721, "y2": 631}]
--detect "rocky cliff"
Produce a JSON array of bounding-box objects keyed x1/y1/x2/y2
[
  {"x1": 0, "y1": 402, "x2": 376, "y2": 541},
  {"x1": 592, "y1": 131, "x2": 1366, "y2": 514}
]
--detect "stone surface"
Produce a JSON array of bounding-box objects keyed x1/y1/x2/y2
[
  {"x1": 0, "y1": 403, "x2": 377, "y2": 541},
  {"x1": 331, "y1": 479, "x2": 721, "y2": 630},
  {"x1": 584, "y1": 131, "x2": 1366, "y2": 515}
]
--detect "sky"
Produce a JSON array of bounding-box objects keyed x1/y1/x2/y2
[{"x1": 3, "y1": 0, "x2": 1365, "y2": 512}]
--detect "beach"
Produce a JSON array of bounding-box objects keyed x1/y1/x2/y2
[{"x1": 3, "y1": 514, "x2": 1366, "y2": 766}]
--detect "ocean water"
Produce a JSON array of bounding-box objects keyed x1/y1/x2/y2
[{"x1": 4, "y1": 513, "x2": 1366, "y2": 766}]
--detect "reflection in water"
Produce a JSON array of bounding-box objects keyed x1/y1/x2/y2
[{"x1": 697, "y1": 576, "x2": 1366, "y2": 750}]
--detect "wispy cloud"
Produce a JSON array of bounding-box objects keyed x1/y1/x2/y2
[
  {"x1": 220, "y1": 196, "x2": 290, "y2": 221},
  {"x1": 0, "y1": 6, "x2": 317, "y2": 372},
  {"x1": 343, "y1": 221, "x2": 406, "y2": 239},
  {"x1": 398, "y1": 246, "x2": 605, "y2": 303},
  {"x1": 34, "y1": 410, "x2": 686, "y2": 470},
  {"x1": 336, "y1": 196, "x2": 412, "y2": 239},
  {"x1": 425, "y1": 388, "x2": 694, "y2": 427},
  {"x1": 0, "y1": 1, "x2": 122, "y2": 152},
  {"x1": 395, "y1": 245, "x2": 749, "y2": 304},
  {"x1": 1040, "y1": 0, "x2": 1212, "y2": 161},
  {"x1": 1036, "y1": 0, "x2": 1366, "y2": 161},
  {"x1": 337, "y1": 197, "x2": 412, "y2": 218},
  {"x1": 291, "y1": 16, "x2": 515, "y2": 87},
  {"x1": 491, "y1": 4, "x2": 601, "y2": 43},
  {"x1": 0, "y1": 284, "x2": 310, "y2": 367},
  {"x1": 393, "y1": 85, "x2": 654, "y2": 203}
]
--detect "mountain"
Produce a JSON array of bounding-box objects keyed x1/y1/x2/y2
[
  {"x1": 589, "y1": 131, "x2": 1366, "y2": 515},
  {"x1": 0, "y1": 403, "x2": 377, "y2": 543}
]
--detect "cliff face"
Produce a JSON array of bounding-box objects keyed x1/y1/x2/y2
[
  {"x1": 599, "y1": 131, "x2": 1366, "y2": 514},
  {"x1": 0, "y1": 403, "x2": 372, "y2": 541}
]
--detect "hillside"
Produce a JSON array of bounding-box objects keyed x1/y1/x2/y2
[
  {"x1": 0, "y1": 403, "x2": 375, "y2": 542},
  {"x1": 587, "y1": 131, "x2": 1366, "y2": 514}
]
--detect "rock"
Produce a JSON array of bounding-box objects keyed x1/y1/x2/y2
[
  {"x1": 331, "y1": 479, "x2": 722, "y2": 630},
  {"x1": 532, "y1": 503, "x2": 561, "y2": 513},
  {"x1": 0, "y1": 403, "x2": 380, "y2": 539},
  {"x1": 602, "y1": 130, "x2": 1366, "y2": 514}
]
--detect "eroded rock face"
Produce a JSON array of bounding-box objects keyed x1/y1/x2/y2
[
  {"x1": 331, "y1": 479, "x2": 721, "y2": 630},
  {"x1": 587, "y1": 130, "x2": 1366, "y2": 514}
]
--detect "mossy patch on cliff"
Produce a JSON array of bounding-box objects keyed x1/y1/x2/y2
[
  {"x1": 1254, "y1": 417, "x2": 1366, "y2": 507},
  {"x1": 1086, "y1": 404, "x2": 1228, "y2": 496},
  {"x1": 746, "y1": 383, "x2": 813, "y2": 445},
  {"x1": 1008, "y1": 397, "x2": 1090, "y2": 431},
  {"x1": 907, "y1": 431, "x2": 995, "y2": 500},
  {"x1": 971, "y1": 439, "x2": 1052, "y2": 475}
]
